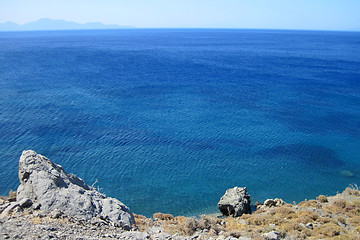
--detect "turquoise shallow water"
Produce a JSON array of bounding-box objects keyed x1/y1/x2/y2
[{"x1": 0, "y1": 29, "x2": 360, "y2": 216}]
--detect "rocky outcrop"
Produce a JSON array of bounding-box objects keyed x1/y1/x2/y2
[
  {"x1": 16, "y1": 150, "x2": 135, "y2": 229},
  {"x1": 218, "y1": 187, "x2": 251, "y2": 217}
]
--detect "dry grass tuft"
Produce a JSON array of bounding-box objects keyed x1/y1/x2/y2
[
  {"x1": 269, "y1": 206, "x2": 296, "y2": 219},
  {"x1": 295, "y1": 210, "x2": 319, "y2": 224},
  {"x1": 298, "y1": 199, "x2": 321, "y2": 208},
  {"x1": 338, "y1": 216, "x2": 346, "y2": 224},
  {"x1": 347, "y1": 216, "x2": 360, "y2": 225},
  {"x1": 314, "y1": 222, "x2": 345, "y2": 237},
  {"x1": 153, "y1": 212, "x2": 174, "y2": 221},
  {"x1": 30, "y1": 217, "x2": 43, "y2": 224},
  {"x1": 133, "y1": 214, "x2": 155, "y2": 231},
  {"x1": 8, "y1": 189, "x2": 17, "y2": 201},
  {"x1": 332, "y1": 199, "x2": 347, "y2": 209},
  {"x1": 343, "y1": 184, "x2": 360, "y2": 196}
]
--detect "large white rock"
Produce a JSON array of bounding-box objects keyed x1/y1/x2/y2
[{"x1": 16, "y1": 150, "x2": 135, "y2": 229}]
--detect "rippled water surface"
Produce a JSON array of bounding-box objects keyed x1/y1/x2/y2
[{"x1": 1, "y1": 29, "x2": 360, "y2": 216}]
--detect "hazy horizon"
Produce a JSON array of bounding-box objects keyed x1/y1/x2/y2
[{"x1": 0, "y1": 1, "x2": 359, "y2": 32}]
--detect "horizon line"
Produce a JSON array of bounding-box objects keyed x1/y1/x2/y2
[{"x1": 0, "y1": 27, "x2": 359, "y2": 33}]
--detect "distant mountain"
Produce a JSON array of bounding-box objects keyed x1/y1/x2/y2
[{"x1": 0, "y1": 18, "x2": 133, "y2": 31}]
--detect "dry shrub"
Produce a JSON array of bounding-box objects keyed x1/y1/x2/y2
[
  {"x1": 338, "y1": 217, "x2": 346, "y2": 225},
  {"x1": 280, "y1": 221, "x2": 303, "y2": 232},
  {"x1": 317, "y1": 217, "x2": 334, "y2": 225},
  {"x1": 8, "y1": 189, "x2": 17, "y2": 201},
  {"x1": 134, "y1": 214, "x2": 154, "y2": 231},
  {"x1": 174, "y1": 216, "x2": 188, "y2": 224},
  {"x1": 348, "y1": 216, "x2": 360, "y2": 226},
  {"x1": 225, "y1": 217, "x2": 246, "y2": 231},
  {"x1": 314, "y1": 222, "x2": 344, "y2": 237},
  {"x1": 153, "y1": 212, "x2": 174, "y2": 221},
  {"x1": 198, "y1": 215, "x2": 222, "y2": 232},
  {"x1": 183, "y1": 217, "x2": 199, "y2": 235},
  {"x1": 168, "y1": 216, "x2": 216, "y2": 236},
  {"x1": 317, "y1": 195, "x2": 328, "y2": 203},
  {"x1": 299, "y1": 210, "x2": 319, "y2": 221},
  {"x1": 271, "y1": 206, "x2": 296, "y2": 219},
  {"x1": 161, "y1": 216, "x2": 188, "y2": 235},
  {"x1": 343, "y1": 185, "x2": 360, "y2": 196},
  {"x1": 332, "y1": 199, "x2": 347, "y2": 209},
  {"x1": 30, "y1": 217, "x2": 43, "y2": 224},
  {"x1": 323, "y1": 204, "x2": 339, "y2": 214},
  {"x1": 247, "y1": 215, "x2": 268, "y2": 226},
  {"x1": 353, "y1": 200, "x2": 360, "y2": 209},
  {"x1": 298, "y1": 199, "x2": 321, "y2": 208},
  {"x1": 296, "y1": 210, "x2": 319, "y2": 224}
]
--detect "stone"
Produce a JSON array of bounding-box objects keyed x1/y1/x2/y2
[
  {"x1": 50, "y1": 210, "x2": 63, "y2": 219},
  {"x1": 148, "y1": 226, "x2": 163, "y2": 234},
  {"x1": 0, "y1": 203, "x2": 11, "y2": 214},
  {"x1": 119, "y1": 231, "x2": 150, "y2": 239},
  {"x1": 218, "y1": 187, "x2": 251, "y2": 217},
  {"x1": 32, "y1": 202, "x2": 41, "y2": 210},
  {"x1": 262, "y1": 231, "x2": 280, "y2": 240},
  {"x1": 263, "y1": 198, "x2": 285, "y2": 208},
  {"x1": 305, "y1": 222, "x2": 314, "y2": 229},
  {"x1": 16, "y1": 150, "x2": 135, "y2": 230},
  {"x1": 19, "y1": 198, "x2": 33, "y2": 208},
  {"x1": 238, "y1": 219, "x2": 249, "y2": 225},
  {"x1": 0, "y1": 202, "x2": 20, "y2": 218},
  {"x1": 264, "y1": 199, "x2": 276, "y2": 207}
]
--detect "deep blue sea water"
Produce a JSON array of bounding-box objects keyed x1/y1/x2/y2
[{"x1": 1, "y1": 29, "x2": 360, "y2": 217}]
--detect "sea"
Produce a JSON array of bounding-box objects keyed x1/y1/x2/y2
[{"x1": 0, "y1": 29, "x2": 360, "y2": 217}]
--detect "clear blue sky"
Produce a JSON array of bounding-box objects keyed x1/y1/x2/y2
[{"x1": 0, "y1": 0, "x2": 359, "y2": 31}]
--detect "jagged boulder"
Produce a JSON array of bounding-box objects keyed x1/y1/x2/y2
[
  {"x1": 218, "y1": 187, "x2": 251, "y2": 217},
  {"x1": 16, "y1": 150, "x2": 135, "y2": 229}
]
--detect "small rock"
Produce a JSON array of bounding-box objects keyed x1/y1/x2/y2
[
  {"x1": 238, "y1": 219, "x2": 249, "y2": 225},
  {"x1": 173, "y1": 234, "x2": 186, "y2": 240},
  {"x1": 225, "y1": 237, "x2": 238, "y2": 240},
  {"x1": 0, "y1": 199, "x2": 4, "y2": 205},
  {"x1": 269, "y1": 223, "x2": 276, "y2": 228},
  {"x1": 274, "y1": 198, "x2": 285, "y2": 207},
  {"x1": 264, "y1": 199, "x2": 276, "y2": 207},
  {"x1": 32, "y1": 202, "x2": 41, "y2": 210},
  {"x1": 305, "y1": 222, "x2": 313, "y2": 229},
  {"x1": 2, "y1": 234, "x2": 10, "y2": 239},
  {"x1": 119, "y1": 231, "x2": 150, "y2": 239},
  {"x1": 152, "y1": 232, "x2": 172, "y2": 239},
  {"x1": 11, "y1": 206, "x2": 23, "y2": 217},
  {"x1": 33, "y1": 212, "x2": 45, "y2": 218},
  {"x1": 0, "y1": 202, "x2": 20, "y2": 218},
  {"x1": 148, "y1": 226, "x2": 163, "y2": 234},
  {"x1": 262, "y1": 231, "x2": 279, "y2": 240},
  {"x1": 19, "y1": 198, "x2": 33, "y2": 208},
  {"x1": 208, "y1": 228, "x2": 217, "y2": 236},
  {"x1": 50, "y1": 210, "x2": 63, "y2": 219},
  {"x1": 0, "y1": 203, "x2": 11, "y2": 214}
]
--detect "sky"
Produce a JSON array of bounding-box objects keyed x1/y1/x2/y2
[{"x1": 0, "y1": 0, "x2": 359, "y2": 31}]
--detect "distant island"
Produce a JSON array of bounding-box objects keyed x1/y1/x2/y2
[{"x1": 0, "y1": 18, "x2": 133, "y2": 31}]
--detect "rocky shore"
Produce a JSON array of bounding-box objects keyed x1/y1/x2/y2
[{"x1": 1, "y1": 150, "x2": 360, "y2": 239}]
